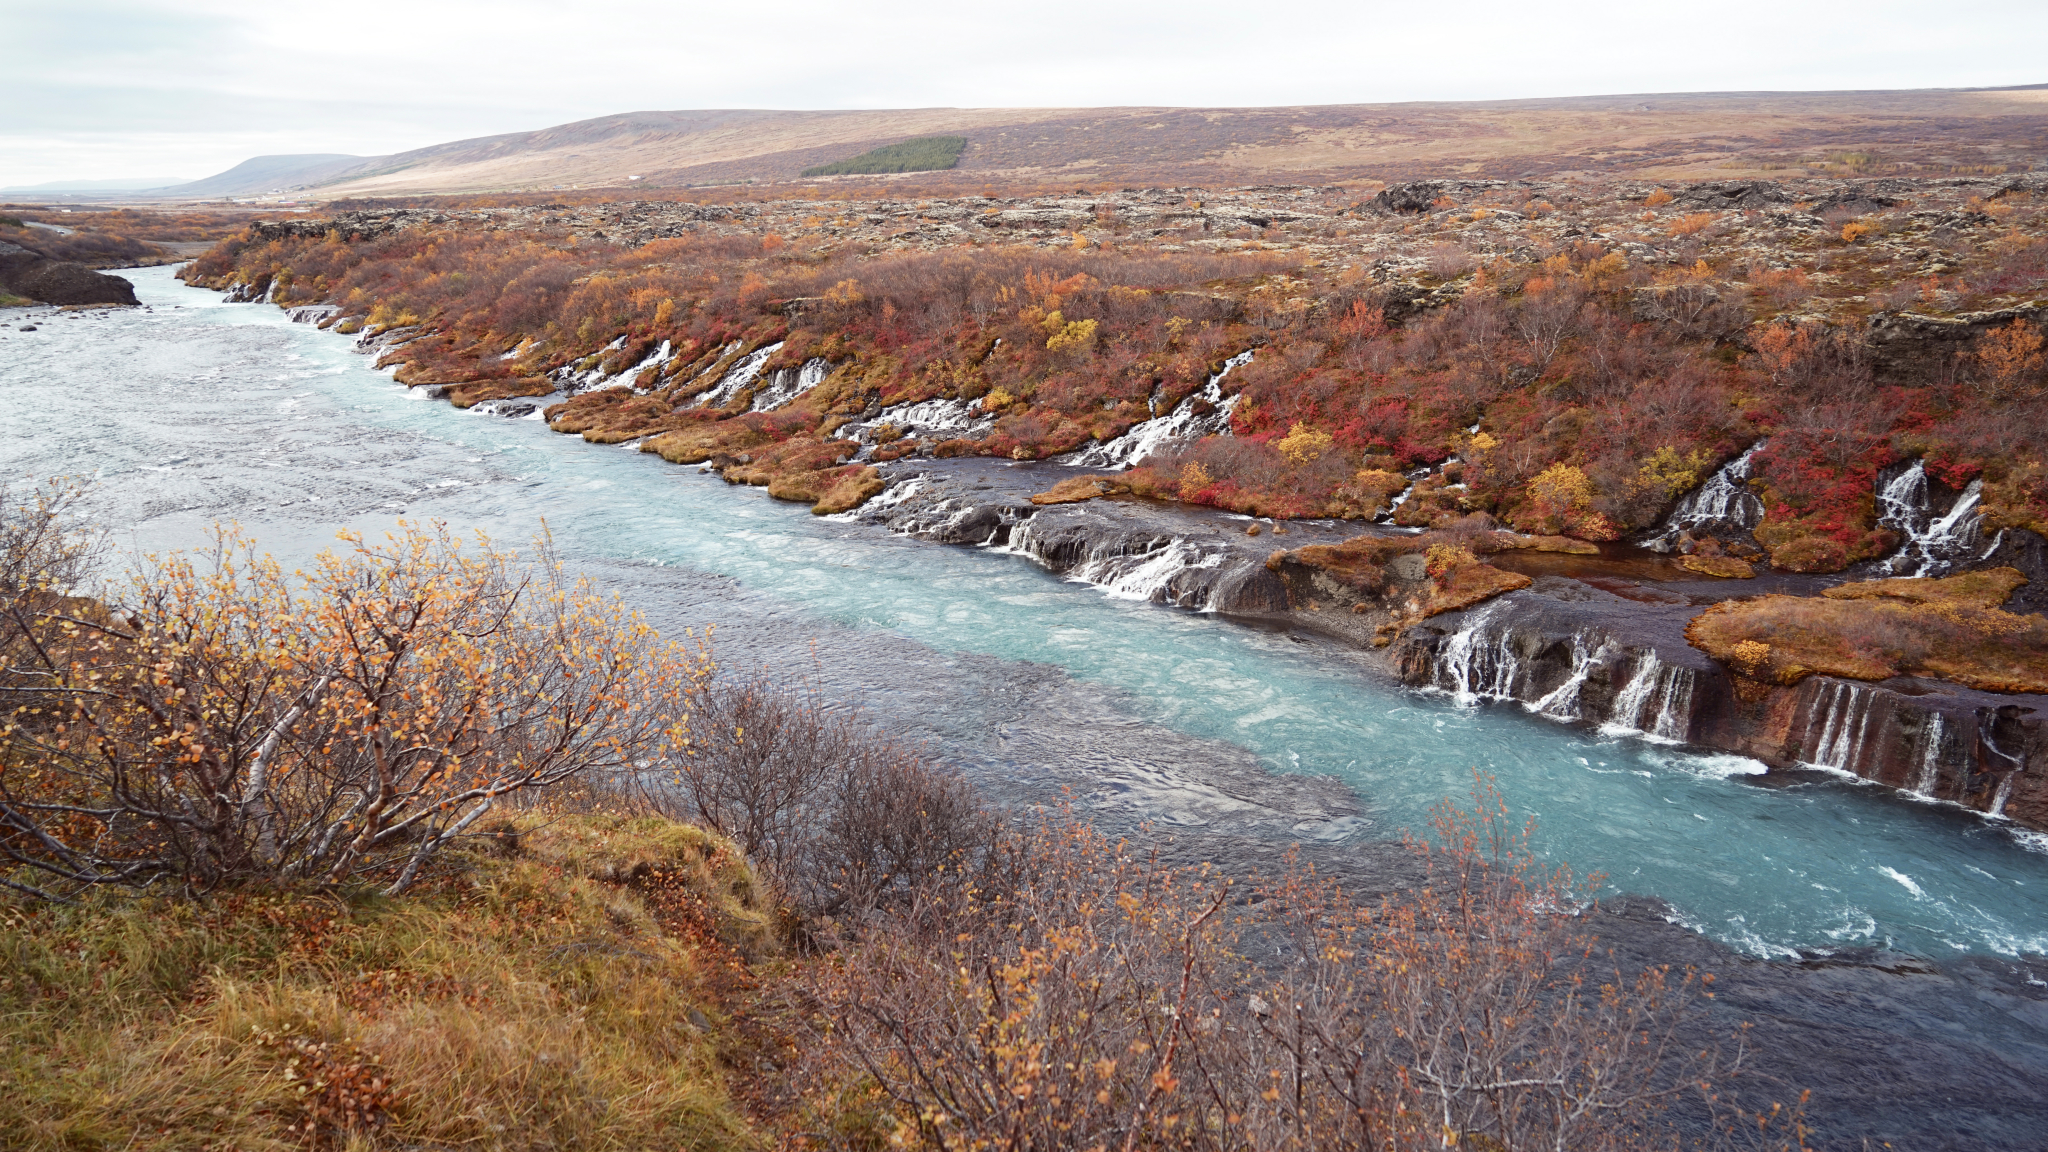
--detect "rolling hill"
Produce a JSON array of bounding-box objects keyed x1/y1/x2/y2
[{"x1": 159, "y1": 86, "x2": 2048, "y2": 201}]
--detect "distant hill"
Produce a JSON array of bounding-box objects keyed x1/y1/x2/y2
[
  {"x1": 153, "y1": 155, "x2": 371, "y2": 199},
  {"x1": 155, "y1": 86, "x2": 2048, "y2": 200}
]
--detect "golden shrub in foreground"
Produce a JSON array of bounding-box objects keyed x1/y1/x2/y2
[{"x1": 2, "y1": 508, "x2": 713, "y2": 899}]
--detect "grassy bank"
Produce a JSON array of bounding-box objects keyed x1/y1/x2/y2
[{"x1": 1, "y1": 812, "x2": 777, "y2": 1151}]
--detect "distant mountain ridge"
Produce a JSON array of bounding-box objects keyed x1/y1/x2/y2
[
  {"x1": 0, "y1": 177, "x2": 193, "y2": 194},
  {"x1": 140, "y1": 86, "x2": 2048, "y2": 200},
  {"x1": 151, "y1": 155, "x2": 372, "y2": 199}
]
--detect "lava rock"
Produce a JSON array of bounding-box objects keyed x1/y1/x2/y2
[
  {"x1": 0, "y1": 241, "x2": 138, "y2": 306},
  {"x1": 1670, "y1": 180, "x2": 1792, "y2": 210}
]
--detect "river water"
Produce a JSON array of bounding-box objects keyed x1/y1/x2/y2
[{"x1": 6, "y1": 266, "x2": 2047, "y2": 962}]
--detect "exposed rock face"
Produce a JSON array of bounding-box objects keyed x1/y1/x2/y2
[
  {"x1": 841, "y1": 462, "x2": 1299, "y2": 615},
  {"x1": 0, "y1": 242, "x2": 138, "y2": 306},
  {"x1": 1983, "y1": 528, "x2": 2048, "y2": 615},
  {"x1": 1866, "y1": 304, "x2": 2048, "y2": 384},
  {"x1": 1670, "y1": 180, "x2": 1793, "y2": 210},
  {"x1": 1702, "y1": 675, "x2": 2048, "y2": 828},
  {"x1": 1365, "y1": 180, "x2": 1507, "y2": 214},
  {"x1": 1390, "y1": 583, "x2": 2048, "y2": 830}
]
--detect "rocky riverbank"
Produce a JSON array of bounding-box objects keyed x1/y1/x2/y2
[{"x1": 821, "y1": 455, "x2": 2048, "y2": 834}]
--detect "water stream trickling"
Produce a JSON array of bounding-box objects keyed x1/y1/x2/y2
[{"x1": 5, "y1": 267, "x2": 2048, "y2": 961}]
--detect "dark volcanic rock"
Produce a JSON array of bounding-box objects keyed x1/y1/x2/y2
[
  {"x1": 1671, "y1": 180, "x2": 1794, "y2": 210},
  {"x1": 1866, "y1": 305, "x2": 2048, "y2": 384},
  {"x1": 0, "y1": 241, "x2": 137, "y2": 306},
  {"x1": 1365, "y1": 179, "x2": 1506, "y2": 215}
]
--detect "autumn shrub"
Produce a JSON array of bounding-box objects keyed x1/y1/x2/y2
[
  {"x1": 800, "y1": 782, "x2": 1797, "y2": 1152},
  {"x1": 626, "y1": 668, "x2": 1000, "y2": 920},
  {"x1": 1, "y1": 492, "x2": 713, "y2": 900},
  {"x1": 176, "y1": 200, "x2": 2034, "y2": 542}
]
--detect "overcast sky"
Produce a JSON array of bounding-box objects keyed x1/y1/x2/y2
[{"x1": 4, "y1": 0, "x2": 2044, "y2": 186}]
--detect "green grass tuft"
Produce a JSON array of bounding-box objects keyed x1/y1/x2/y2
[{"x1": 801, "y1": 135, "x2": 967, "y2": 177}]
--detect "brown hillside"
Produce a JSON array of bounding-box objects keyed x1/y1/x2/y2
[{"x1": 288, "y1": 87, "x2": 2048, "y2": 200}]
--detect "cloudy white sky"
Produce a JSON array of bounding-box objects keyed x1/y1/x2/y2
[{"x1": 4, "y1": 0, "x2": 2044, "y2": 186}]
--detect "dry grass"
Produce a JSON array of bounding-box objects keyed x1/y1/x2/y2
[
  {"x1": 1687, "y1": 567, "x2": 2048, "y2": 693},
  {"x1": 1681, "y1": 554, "x2": 1756, "y2": 579},
  {"x1": 0, "y1": 813, "x2": 773, "y2": 1151},
  {"x1": 1028, "y1": 474, "x2": 1127, "y2": 505}
]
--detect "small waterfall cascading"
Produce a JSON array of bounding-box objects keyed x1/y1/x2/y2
[
  {"x1": 1601, "y1": 653, "x2": 1697, "y2": 742},
  {"x1": 1912, "y1": 712, "x2": 1947, "y2": 797},
  {"x1": 1642, "y1": 440, "x2": 1766, "y2": 551},
  {"x1": 840, "y1": 396, "x2": 998, "y2": 452},
  {"x1": 1801, "y1": 679, "x2": 1886, "y2": 774},
  {"x1": 1874, "y1": 460, "x2": 1990, "y2": 577},
  {"x1": 1072, "y1": 538, "x2": 1222, "y2": 603},
  {"x1": 689, "y1": 342, "x2": 785, "y2": 408},
  {"x1": 1989, "y1": 774, "x2": 2017, "y2": 819},
  {"x1": 1430, "y1": 605, "x2": 1525, "y2": 705},
  {"x1": 749, "y1": 357, "x2": 832, "y2": 412},
  {"x1": 1059, "y1": 350, "x2": 1256, "y2": 468},
  {"x1": 1530, "y1": 633, "x2": 1613, "y2": 721},
  {"x1": 1001, "y1": 520, "x2": 1231, "y2": 609}
]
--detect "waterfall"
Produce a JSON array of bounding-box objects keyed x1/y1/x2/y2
[
  {"x1": 1430, "y1": 605, "x2": 1524, "y2": 705},
  {"x1": 1073, "y1": 538, "x2": 1221, "y2": 603},
  {"x1": 1602, "y1": 653, "x2": 1697, "y2": 742},
  {"x1": 1059, "y1": 350, "x2": 1256, "y2": 468},
  {"x1": 825, "y1": 474, "x2": 929, "y2": 522},
  {"x1": 1642, "y1": 440, "x2": 1766, "y2": 551},
  {"x1": 1802, "y1": 680, "x2": 1885, "y2": 773},
  {"x1": 1001, "y1": 520, "x2": 1230, "y2": 609},
  {"x1": 1912, "y1": 713, "x2": 1947, "y2": 797},
  {"x1": 1990, "y1": 774, "x2": 2017, "y2": 819},
  {"x1": 1875, "y1": 460, "x2": 1988, "y2": 577},
  {"x1": 1530, "y1": 633, "x2": 1612, "y2": 721},
  {"x1": 748, "y1": 357, "x2": 832, "y2": 412},
  {"x1": 689, "y1": 342, "x2": 784, "y2": 408},
  {"x1": 841, "y1": 396, "x2": 997, "y2": 450}
]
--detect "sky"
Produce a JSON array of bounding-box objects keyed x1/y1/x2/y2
[{"x1": 4, "y1": 0, "x2": 2045, "y2": 186}]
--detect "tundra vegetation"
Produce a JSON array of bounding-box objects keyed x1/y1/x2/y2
[
  {"x1": 1687, "y1": 567, "x2": 2048, "y2": 693},
  {"x1": 175, "y1": 175, "x2": 2048, "y2": 694},
  {"x1": 0, "y1": 207, "x2": 252, "y2": 268},
  {"x1": 0, "y1": 484, "x2": 1813, "y2": 1150}
]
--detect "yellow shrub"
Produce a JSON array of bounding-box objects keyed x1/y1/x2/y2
[
  {"x1": 1276, "y1": 422, "x2": 1335, "y2": 464},
  {"x1": 1178, "y1": 461, "x2": 1214, "y2": 500},
  {"x1": 1425, "y1": 542, "x2": 1476, "y2": 578},
  {"x1": 1637, "y1": 446, "x2": 1713, "y2": 497},
  {"x1": 1644, "y1": 189, "x2": 1675, "y2": 208},
  {"x1": 1841, "y1": 220, "x2": 1877, "y2": 243},
  {"x1": 1046, "y1": 319, "x2": 1098, "y2": 354},
  {"x1": 983, "y1": 388, "x2": 1016, "y2": 411}
]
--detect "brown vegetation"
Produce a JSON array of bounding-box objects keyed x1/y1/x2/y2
[
  {"x1": 1687, "y1": 568, "x2": 2048, "y2": 693},
  {"x1": 179, "y1": 168, "x2": 2048, "y2": 573}
]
